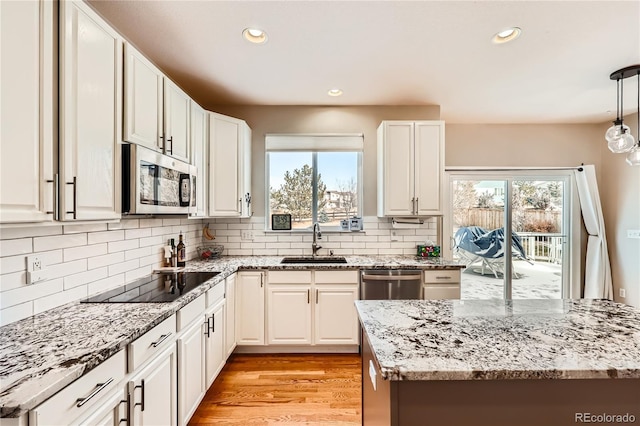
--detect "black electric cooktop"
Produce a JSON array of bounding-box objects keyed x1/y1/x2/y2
[{"x1": 81, "y1": 271, "x2": 220, "y2": 303}]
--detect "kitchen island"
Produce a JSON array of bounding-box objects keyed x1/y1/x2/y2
[{"x1": 356, "y1": 299, "x2": 640, "y2": 426}]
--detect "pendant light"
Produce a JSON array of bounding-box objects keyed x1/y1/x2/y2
[{"x1": 606, "y1": 65, "x2": 640, "y2": 165}]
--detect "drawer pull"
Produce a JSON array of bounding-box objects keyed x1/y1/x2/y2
[
  {"x1": 435, "y1": 276, "x2": 452, "y2": 279},
  {"x1": 150, "y1": 332, "x2": 172, "y2": 348},
  {"x1": 76, "y1": 377, "x2": 114, "y2": 407}
]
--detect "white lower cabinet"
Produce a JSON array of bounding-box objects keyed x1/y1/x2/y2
[
  {"x1": 423, "y1": 269, "x2": 461, "y2": 300},
  {"x1": 177, "y1": 319, "x2": 206, "y2": 426},
  {"x1": 266, "y1": 270, "x2": 359, "y2": 346},
  {"x1": 236, "y1": 271, "x2": 265, "y2": 345},
  {"x1": 127, "y1": 344, "x2": 177, "y2": 426},
  {"x1": 225, "y1": 274, "x2": 237, "y2": 357},
  {"x1": 205, "y1": 300, "x2": 226, "y2": 388},
  {"x1": 74, "y1": 387, "x2": 127, "y2": 426}
]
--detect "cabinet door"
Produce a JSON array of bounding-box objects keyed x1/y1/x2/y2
[
  {"x1": 164, "y1": 79, "x2": 190, "y2": 162},
  {"x1": 190, "y1": 101, "x2": 208, "y2": 217},
  {"x1": 129, "y1": 345, "x2": 177, "y2": 426},
  {"x1": 314, "y1": 285, "x2": 359, "y2": 345},
  {"x1": 123, "y1": 43, "x2": 163, "y2": 152},
  {"x1": 236, "y1": 272, "x2": 265, "y2": 345},
  {"x1": 414, "y1": 121, "x2": 444, "y2": 214},
  {"x1": 59, "y1": 0, "x2": 121, "y2": 221},
  {"x1": 209, "y1": 113, "x2": 240, "y2": 216},
  {"x1": 267, "y1": 285, "x2": 312, "y2": 345},
  {"x1": 205, "y1": 301, "x2": 226, "y2": 388},
  {"x1": 378, "y1": 121, "x2": 415, "y2": 216},
  {"x1": 177, "y1": 319, "x2": 205, "y2": 426},
  {"x1": 75, "y1": 388, "x2": 127, "y2": 426},
  {"x1": 0, "y1": 0, "x2": 55, "y2": 223},
  {"x1": 225, "y1": 273, "x2": 237, "y2": 357},
  {"x1": 239, "y1": 123, "x2": 252, "y2": 218}
]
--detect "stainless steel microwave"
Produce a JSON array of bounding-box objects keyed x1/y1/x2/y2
[{"x1": 122, "y1": 144, "x2": 197, "y2": 215}]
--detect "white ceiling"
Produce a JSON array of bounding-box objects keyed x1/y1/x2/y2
[{"x1": 88, "y1": 0, "x2": 640, "y2": 124}]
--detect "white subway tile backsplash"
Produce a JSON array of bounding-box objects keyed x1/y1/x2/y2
[
  {"x1": 125, "y1": 247, "x2": 153, "y2": 261},
  {"x1": 1, "y1": 254, "x2": 28, "y2": 275},
  {"x1": 0, "y1": 225, "x2": 62, "y2": 240},
  {"x1": 0, "y1": 271, "x2": 26, "y2": 292},
  {"x1": 63, "y1": 243, "x2": 108, "y2": 262},
  {"x1": 64, "y1": 267, "x2": 108, "y2": 290},
  {"x1": 126, "y1": 265, "x2": 152, "y2": 282},
  {"x1": 108, "y1": 219, "x2": 139, "y2": 230},
  {"x1": 0, "y1": 301, "x2": 34, "y2": 326},
  {"x1": 63, "y1": 223, "x2": 108, "y2": 234},
  {"x1": 87, "y1": 274, "x2": 124, "y2": 296},
  {"x1": 0, "y1": 238, "x2": 33, "y2": 257},
  {"x1": 162, "y1": 218, "x2": 181, "y2": 226},
  {"x1": 88, "y1": 230, "x2": 125, "y2": 244},
  {"x1": 139, "y1": 218, "x2": 164, "y2": 228},
  {"x1": 0, "y1": 278, "x2": 63, "y2": 309},
  {"x1": 139, "y1": 253, "x2": 164, "y2": 268},
  {"x1": 47, "y1": 259, "x2": 87, "y2": 281},
  {"x1": 88, "y1": 252, "x2": 125, "y2": 270},
  {"x1": 108, "y1": 239, "x2": 139, "y2": 253},
  {"x1": 124, "y1": 228, "x2": 152, "y2": 239},
  {"x1": 108, "y1": 259, "x2": 139, "y2": 277},
  {"x1": 34, "y1": 285, "x2": 88, "y2": 315},
  {"x1": 138, "y1": 235, "x2": 163, "y2": 248},
  {"x1": 34, "y1": 234, "x2": 86, "y2": 252}
]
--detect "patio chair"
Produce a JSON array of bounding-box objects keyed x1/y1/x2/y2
[{"x1": 454, "y1": 226, "x2": 531, "y2": 279}]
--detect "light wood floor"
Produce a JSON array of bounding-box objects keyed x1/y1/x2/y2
[{"x1": 189, "y1": 354, "x2": 362, "y2": 425}]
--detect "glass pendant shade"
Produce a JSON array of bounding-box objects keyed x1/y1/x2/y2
[
  {"x1": 607, "y1": 129, "x2": 636, "y2": 153},
  {"x1": 605, "y1": 122, "x2": 629, "y2": 143},
  {"x1": 626, "y1": 145, "x2": 640, "y2": 166}
]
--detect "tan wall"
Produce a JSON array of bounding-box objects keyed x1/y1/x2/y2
[
  {"x1": 599, "y1": 114, "x2": 640, "y2": 308},
  {"x1": 208, "y1": 105, "x2": 440, "y2": 216}
]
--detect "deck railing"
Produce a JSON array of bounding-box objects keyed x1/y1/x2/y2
[{"x1": 518, "y1": 232, "x2": 564, "y2": 264}]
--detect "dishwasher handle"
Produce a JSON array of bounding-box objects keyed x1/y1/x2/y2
[{"x1": 361, "y1": 274, "x2": 421, "y2": 281}]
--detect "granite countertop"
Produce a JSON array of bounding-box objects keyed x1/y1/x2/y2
[
  {"x1": 0, "y1": 255, "x2": 463, "y2": 417},
  {"x1": 356, "y1": 298, "x2": 640, "y2": 381}
]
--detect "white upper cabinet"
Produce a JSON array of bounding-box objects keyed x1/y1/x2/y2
[
  {"x1": 59, "y1": 0, "x2": 122, "y2": 221},
  {"x1": 189, "y1": 101, "x2": 208, "y2": 217},
  {"x1": 0, "y1": 0, "x2": 55, "y2": 223},
  {"x1": 123, "y1": 43, "x2": 163, "y2": 152},
  {"x1": 123, "y1": 43, "x2": 190, "y2": 163},
  {"x1": 164, "y1": 79, "x2": 191, "y2": 162},
  {"x1": 208, "y1": 113, "x2": 252, "y2": 217},
  {"x1": 377, "y1": 120, "x2": 444, "y2": 216}
]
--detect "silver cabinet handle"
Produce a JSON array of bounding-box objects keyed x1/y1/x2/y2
[
  {"x1": 76, "y1": 377, "x2": 114, "y2": 407},
  {"x1": 150, "y1": 332, "x2": 172, "y2": 347},
  {"x1": 361, "y1": 274, "x2": 422, "y2": 281},
  {"x1": 66, "y1": 176, "x2": 77, "y2": 219}
]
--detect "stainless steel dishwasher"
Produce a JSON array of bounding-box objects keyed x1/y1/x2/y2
[{"x1": 360, "y1": 269, "x2": 423, "y2": 300}]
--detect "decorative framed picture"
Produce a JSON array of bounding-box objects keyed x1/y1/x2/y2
[{"x1": 271, "y1": 213, "x2": 292, "y2": 230}]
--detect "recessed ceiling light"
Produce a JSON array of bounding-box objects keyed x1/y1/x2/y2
[
  {"x1": 328, "y1": 89, "x2": 343, "y2": 97},
  {"x1": 242, "y1": 28, "x2": 267, "y2": 44},
  {"x1": 492, "y1": 27, "x2": 522, "y2": 44}
]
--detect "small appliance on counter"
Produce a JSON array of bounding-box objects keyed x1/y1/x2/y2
[{"x1": 349, "y1": 216, "x2": 363, "y2": 231}]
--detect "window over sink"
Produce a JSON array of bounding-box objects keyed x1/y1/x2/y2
[{"x1": 265, "y1": 134, "x2": 363, "y2": 231}]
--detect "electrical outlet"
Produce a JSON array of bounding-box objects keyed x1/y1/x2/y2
[
  {"x1": 241, "y1": 230, "x2": 254, "y2": 241},
  {"x1": 619, "y1": 288, "x2": 626, "y2": 298},
  {"x1": 627, "y1": 229, "x2": 640, "y2": 239},
  {"x1": 26, "y1": 255, "x2": 47, "y2": 284},
  {"x1": 390, "y1": 231, "x2": 399, "y2": 242}
]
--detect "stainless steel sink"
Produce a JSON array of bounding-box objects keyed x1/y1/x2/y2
[{"x1": 281, "y1": 256, "x2": 347, "y2": 264}]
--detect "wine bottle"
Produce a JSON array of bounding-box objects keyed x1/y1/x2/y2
[{"x1": 177, "y1": 231, "x2": 186, "y2": 267}]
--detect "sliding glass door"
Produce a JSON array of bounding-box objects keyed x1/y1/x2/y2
[{"x1": 449, "y1": 171, "x2": 577, "y2": 300}]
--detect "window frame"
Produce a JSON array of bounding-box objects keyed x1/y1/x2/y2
[{"x1": 265, "y1": 134, "x2": 363, "y2": 232}]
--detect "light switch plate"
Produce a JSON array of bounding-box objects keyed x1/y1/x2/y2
[
  {"x1": 241, "y1": 230, "x2": 254, "y2": 241},
  {"x1": 627, "y1": 229, "x2": 640, "y2": 239}
]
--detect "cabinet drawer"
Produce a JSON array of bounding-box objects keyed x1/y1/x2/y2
[
  {"x1": 177, "y1": 294, "x2": 206, "y2": 331},
  {"x1": 30, "y1": 350, "x2": 126, "y2": 425},
  {"x1": 423, "y1": 284, "x2": 460, "y2": 300},
  {"x1": 268, "y1": 270, "x2": 312, "y2": 284},
  {"x1": 314, "y1": 270, "x2": 358, "y2": 284},
  {"x1": 423, "y1": 270, "x2": 460, "y2": 284},
  {"x1": 206, "y1": 281, "x2": 225, "y2": 308},
  {"x1": 128, "y1": 314, "x2": 176, "y2": 372}
]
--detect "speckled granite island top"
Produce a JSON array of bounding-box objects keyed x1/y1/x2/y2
[
  {"x1": 356, "y1": 299, "x2": 640, "y2": 381},
  {"x1": 0, "y1": 255, "x2": 463, "y2": 417}
]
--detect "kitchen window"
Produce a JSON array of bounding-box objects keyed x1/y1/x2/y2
[{"x1": 265, "y1": 134, "x2": 363, "y2": 231}]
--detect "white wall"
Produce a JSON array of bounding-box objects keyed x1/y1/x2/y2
[
  {"x1": 0, "y1": 218, "x2": 202, "y2": 326},
  {"x1": 599, "y1": 114, "x2": 640, "y2": 308}
]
